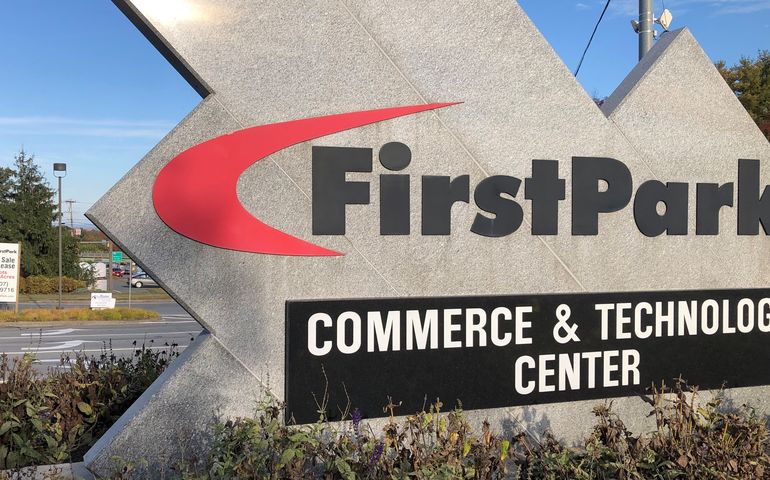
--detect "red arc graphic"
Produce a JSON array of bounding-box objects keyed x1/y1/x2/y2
[{"x1": 153, "y1": 103, "x2": 457, "y2": 256}]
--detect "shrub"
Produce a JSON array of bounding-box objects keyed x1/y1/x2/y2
[
  {"x1": 0, "y1": 345, "x2": 179, "y2": 470},
  {"x1": 180, "y1": 398, "x2": 511, "y2": 479},
  {"x1": 19, "y1": 276, "x2": 85, "y2": 294},
  {"x1": 176, "y1": 381, "x2": 770, "y2": 480},
  {"x1": 515, "y1": 381, "x2": 770, "y2": 479}
]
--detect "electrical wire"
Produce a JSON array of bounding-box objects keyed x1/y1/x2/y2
[{"x1": 574, "y1": 0, "x2": 612, "y2": 77}]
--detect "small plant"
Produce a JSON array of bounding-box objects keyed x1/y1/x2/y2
[
  {"x1": 5, "y1": 369, "x2": 770, "y2": 479},
  {"x1": 0, "y1": 343, "x2": 178, "y2": 470},
  {"x1": 176, "y1": 379, "x2": 770, "y2": 479},
  {"x1": 514, "y1": 379, "x2": 770, "y2": 479},
  {"x1": 181, "y1": 396, "x2": 513, "y2": 479}
]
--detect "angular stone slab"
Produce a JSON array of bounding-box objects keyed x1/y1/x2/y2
[
  {"x1": 600, "y1": 26, "x2": 770, "y2": 423},
  {"x1": 83, "y1": 331, "x2": 265, "y2": 477},
  {"x1": 602, "y1": 27, "x2": 770, "y2": 318}
]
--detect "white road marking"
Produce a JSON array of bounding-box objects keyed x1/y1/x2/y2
[
  {"x1": 5, "y1": 331, "x2": 196, "y2": 340},
  {"x1": 139, "y1": 320, "x2": 198, "y2": 324},
  {"x1": 0, "y1": 332, "x2": 198, "y2": 341},
  {"x1": 21, "y1": 340, "x2": 86, "y2": 351},
  {"x1": 33, "y1": 362, "x2": 72, "y2": 369},
  {"x1": 6, "y1": 345, "x2": 189, "y2": 355},
  {"x1": 21, "y1": 328, "x2": 78, "y2": 337}
]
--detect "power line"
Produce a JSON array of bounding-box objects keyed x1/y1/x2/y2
[{"x1": 574, "y1": 0, "x2": 612, "y2": 78}]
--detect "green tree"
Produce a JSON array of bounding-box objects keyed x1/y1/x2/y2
[
  {"x1": 0, "y1": 166, "x2": 13, "y2": 240},
  {"x1": 10, "y1": 150, "x2": 57, "y2": 276},
  {"x1": 0, "y1": 150, "x2": 81, "y2": 278},
  {"x1": 717, "y1": 50, "x2": 770, "y2": 141}
]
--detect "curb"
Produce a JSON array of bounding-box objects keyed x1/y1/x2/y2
[
  {"x1": 18, "y1": 299, "x2": 173, "y2": 305},
  {"x1": 0, "y1": 317, "x2": 170, "y2": 328},
  {"x1": 1, "y1": 462, "x2": 93, "y2": 480}
]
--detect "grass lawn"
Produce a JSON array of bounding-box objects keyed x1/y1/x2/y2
[{"x1": 0, "y1": 307, "x2": 160, "y2": 323}]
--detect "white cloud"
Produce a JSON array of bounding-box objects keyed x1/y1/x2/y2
[
  {"x1": 0, "y1": 116, "x2": 174, "y2": 139},
  {"x1": 607, "y1": 0, "x2": 770, "y2": 16},
  {"x1": 715, "y1": 1, "x2": 770, "y2": 13}
]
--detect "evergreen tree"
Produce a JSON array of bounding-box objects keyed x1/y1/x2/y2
[
  {"x1": 0, "y1": 166, "x2": 13, "y2": 240},
  {"x1": 0, "y1": 150, "x2": 81, "y2": 277},
  {"x1": 717, "y1": 51, "x2": 770, "y2": 141}
]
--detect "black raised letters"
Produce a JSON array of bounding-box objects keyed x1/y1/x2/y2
[
  {"x1": 311, "y1": 144, "x2": 769, "y2": 238},
  {"x1": 696, "y1": 183, "x2": 733, "y2": 235},
  {"x1": 738, "y1": 159, "x2": 770, "y2": 235},
  {"x1": 471, "y1": 176, "x2": 523, "y2": 237},
  {"x1": 312, "y1": 146, "x2": 372, "y2": 235},
  {"x1": 379, "y1": 143, "x2": 412, "y2": 235},
  {"x1": 422, "y1": 175, "x2": 470, "y2": 235},
  {"x1": 572, "y1": 157, "x2": 633, "y2": 235},
  {"x1": 525, "y1": 160, "x2": 565, "y2": 235},
  {"x1": 634, "y1": 181, "x2": 688, "y2": 236}
]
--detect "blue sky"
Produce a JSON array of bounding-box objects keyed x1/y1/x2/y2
[{"x1": 0, "y1": 0, "x2": 768, "y2": 229}]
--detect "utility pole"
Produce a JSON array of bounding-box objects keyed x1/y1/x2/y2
[
  {"x1": 65, "y1": 200, "x2": 76, "y2": 231},
  {"x1": 108, "y1": 240, "x2": 113, "y2": 292},
  {"x1": 638, "y1": 0, "x2": 654, "y2": 60},
  {"x1": 128, "y1": 259, "x2": 133, "y2": 309}
]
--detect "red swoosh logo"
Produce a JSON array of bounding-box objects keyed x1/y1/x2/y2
[{"x1": 153, "y1": 103, "x2": 458, "y2": 256}]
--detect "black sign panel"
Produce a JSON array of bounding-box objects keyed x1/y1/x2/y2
[{"x1": 286, "y1": 289, "x2": 770, "y2": 424}]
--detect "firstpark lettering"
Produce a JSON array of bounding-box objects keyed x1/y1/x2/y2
[{"x1": 311, "y1": 142, "x2": 770, "y2": 237}]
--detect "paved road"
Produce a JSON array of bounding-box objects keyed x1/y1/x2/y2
[{"x1": 0, "y1": 301, "x2": 203, "y2": 373}]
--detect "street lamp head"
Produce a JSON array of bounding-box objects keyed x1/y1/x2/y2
[{"x1": 53, "y1": 163, "x2": 67, "y2": 178}]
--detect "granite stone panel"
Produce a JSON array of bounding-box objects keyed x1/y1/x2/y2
[
  {"x1": 603, "y1": 28, "x2": 770, "y2": 290},
  {"x1": 86, "y1": 96, "x2": 241, "y2": 335},
  {"x1": 86, "y1": 95, "x2": 400, "y2": 396},
  {"x1": 83, "y1": 332, "x2": 265, "y2": 477},
  {"x1": 599, "y1": 26, "x2": 770, "y2": 421},
  {"x1": 125, "y1": 0, "x2": 426, "y2": 123}
]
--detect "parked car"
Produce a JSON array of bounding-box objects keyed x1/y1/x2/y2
[{"x1": 128, "y1": 273, "x2": 157, "y2": 288}]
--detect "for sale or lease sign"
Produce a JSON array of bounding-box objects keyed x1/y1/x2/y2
[
  {"x1": 0, "y1": 243, "x2": 21, "y2": 304},
  {"x1": 91, "y1": 292, "x2": 116, "y2": 310}
]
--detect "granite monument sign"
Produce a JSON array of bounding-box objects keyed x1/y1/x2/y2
[{"x1": 84, "y1": 0, "x2": 770, "y2": 475}]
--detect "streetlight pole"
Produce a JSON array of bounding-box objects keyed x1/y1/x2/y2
[
  {"x1": 638, "y1": 0, "x2": 654, "y2": 60},
  {"x1": 53, "y1": 163, "x2": 67, "y2": 309}
]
